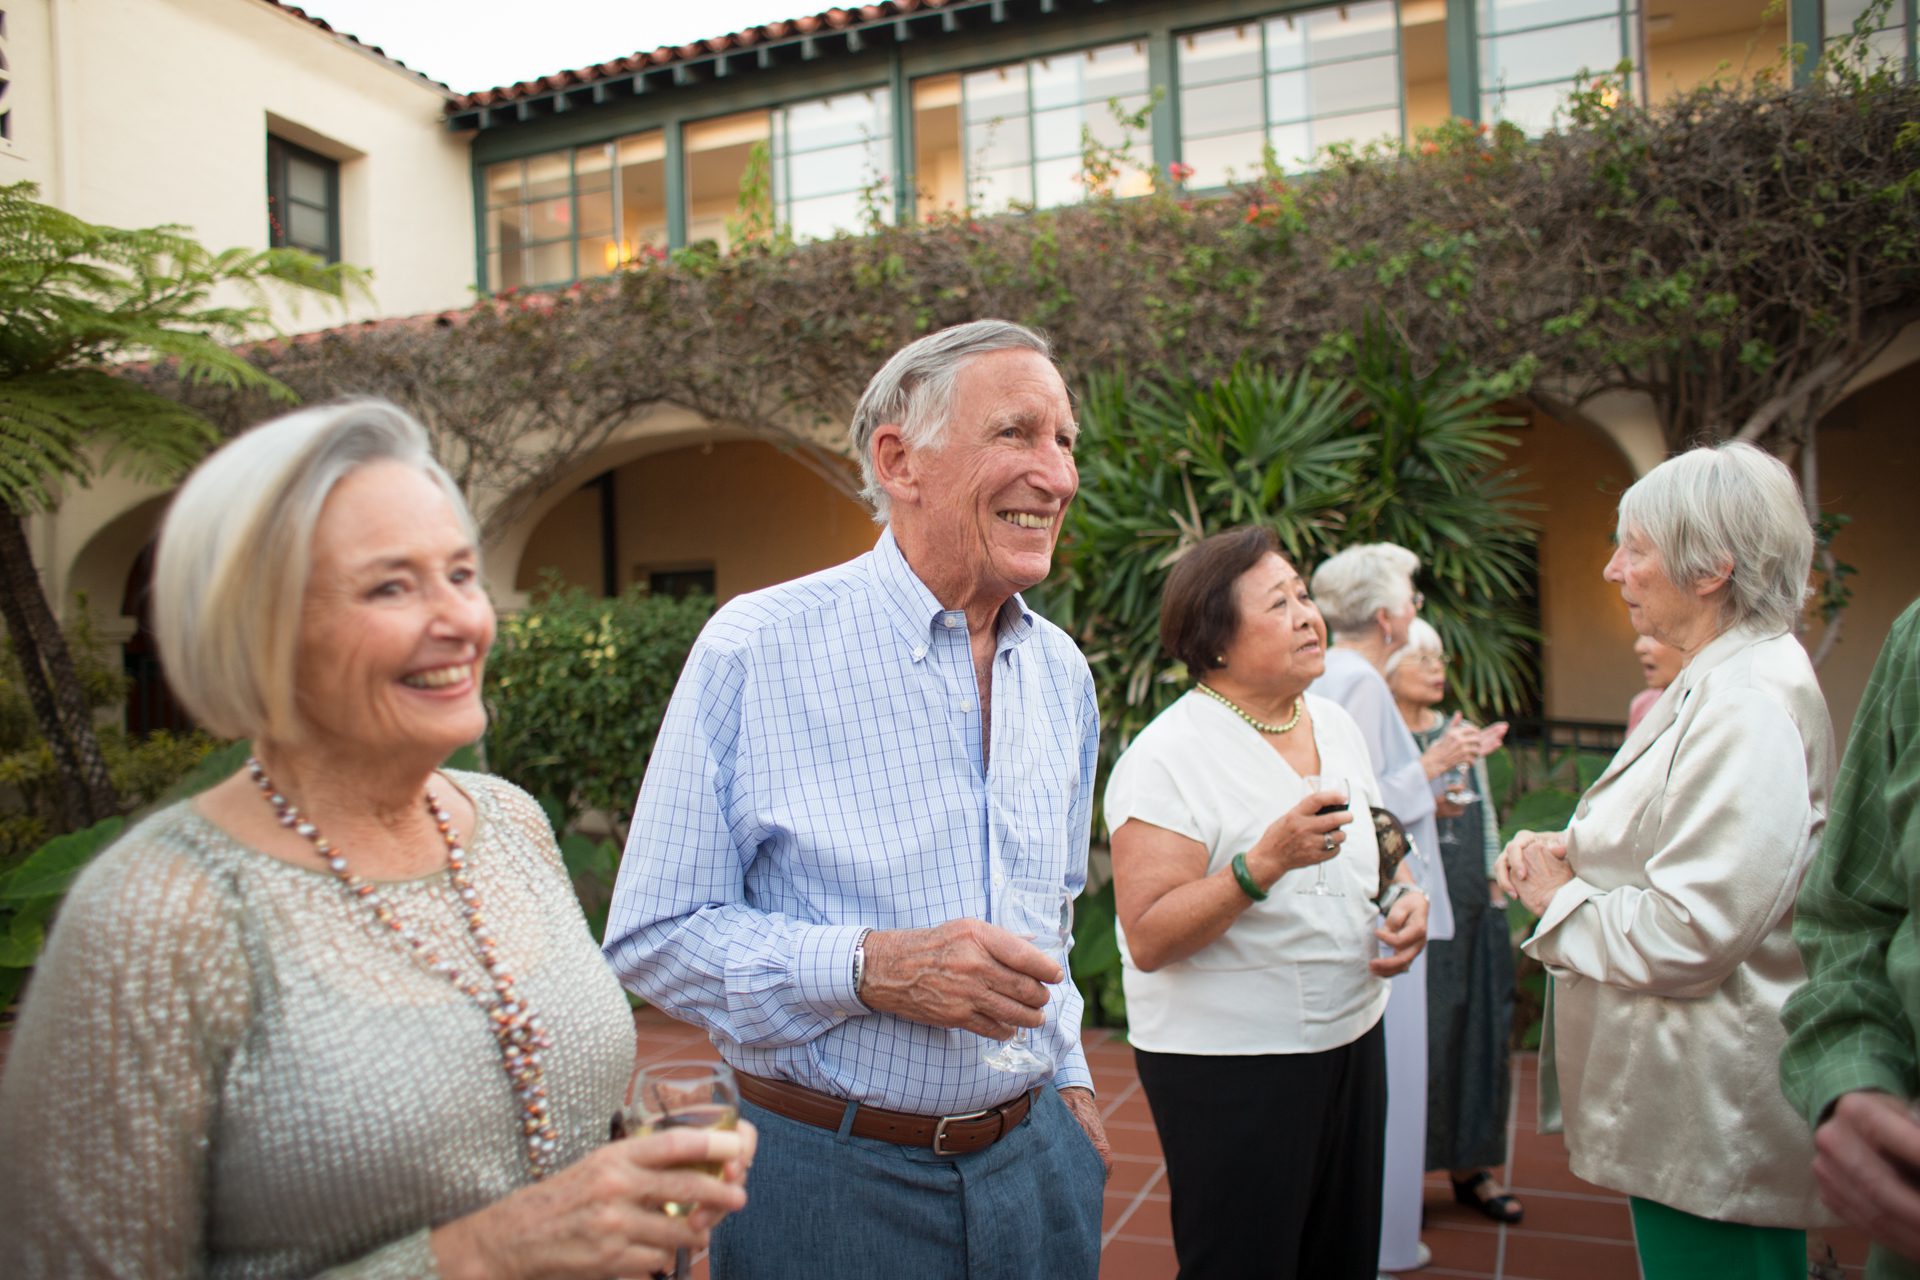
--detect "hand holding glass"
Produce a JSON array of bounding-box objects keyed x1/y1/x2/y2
[
  {"x1": 1297, "y1": 775, "x2": 1350, "y2": 897},
  {"x1": 982, "y1": 878, "x2": 1073, "y2": 1073},
  {"x1": 619, "y1": 1061, "x2": 741, "y2": 1280}
]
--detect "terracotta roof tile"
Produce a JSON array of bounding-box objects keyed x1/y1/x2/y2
[
  {"x1": 451, "y1": 0, "x2": 964, "y2": 112},
  {"x1": 252, "y1": 0, "x2": 458, "y2": 96}
]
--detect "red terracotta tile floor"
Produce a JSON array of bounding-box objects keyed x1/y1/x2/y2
[{"x1": 624, "y1": 1010, "x2": 1878, "y2": 1280}]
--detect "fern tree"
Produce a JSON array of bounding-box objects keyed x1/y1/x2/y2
[
  {"x1": 0, "y1": 181, "x2": 362, "y2": 830},
  {"x1": 1045, "y1": 342, "x2": 1537, "y2": 793}
]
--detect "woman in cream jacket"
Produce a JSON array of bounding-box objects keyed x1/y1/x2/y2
[{"x1": 1498, "y1": 441, "x2": 1835, "y2": 1280}]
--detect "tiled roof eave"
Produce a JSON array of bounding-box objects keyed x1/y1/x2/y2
[{"x1": 445, "y1": 0, "x2": 1044, "y2": 132}]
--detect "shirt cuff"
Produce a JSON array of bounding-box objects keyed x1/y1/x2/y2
[
  {"x1": 1522, "y1": 876, "x2": 1599, "y2": 970},
  {"x1": 790, "y1": 923, "x2": 873, "y2": 1022},
  {"x1": 1052, "y1": 1043, "x2": 1094, "y2": 1096},
  {"x1": 1800, "y1": 1058, "x2": 1915, "y2": 1132}
]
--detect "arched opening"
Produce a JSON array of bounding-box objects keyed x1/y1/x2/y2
[
  {"x1": 512, "y1": 440, "x2": 875, "y2": 601},
  {"x1": 118, "y1": 541, "x2": 195, "y2": 736}
]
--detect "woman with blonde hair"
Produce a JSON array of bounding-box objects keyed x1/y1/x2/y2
[{"x1": 0, "y1": 400, "x2": 752, "y2": 1277}]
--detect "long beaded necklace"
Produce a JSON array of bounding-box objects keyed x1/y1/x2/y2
[
  {"x1": 1194, "y1": 681, "x2": 1303, "y2": 734},
  {"x1": 246, "y1": 758, "x2": 559, "y2": 1179}
]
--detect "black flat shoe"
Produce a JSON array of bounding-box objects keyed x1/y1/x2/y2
[{"x1": 1452, "y1": 1171, "x2": 1524, "y2": 1224}]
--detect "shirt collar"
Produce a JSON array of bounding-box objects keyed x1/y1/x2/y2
[{"x1": 866, "y1": 525, "x2": 1037, "y2": 660}]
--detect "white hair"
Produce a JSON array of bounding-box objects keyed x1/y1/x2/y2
[
  {"x1": 848, "y1": 319, "x2": 1053, "y2": 523},
  {"x1": 1310, "y1": 542, "x2": 1421, "y2": 637},
  {"x1": 153, "y1": 399, "x2": 475, "y2": 742},
  {"x1": 1383, "y1": 617, "x2": 1444, "y2": 678},
  {"x1": 1617, "y1": 441, "x2": 1812, "y2": 634}
]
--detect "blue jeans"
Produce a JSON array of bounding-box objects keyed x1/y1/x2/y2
[{"x1": 712, "y1": 1085, "x2": 1106, "y2": 1280}]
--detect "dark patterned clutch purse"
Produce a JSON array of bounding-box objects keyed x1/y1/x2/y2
[{"x1": 1370, "y1": 807, "x2": 1412, "y2": 904}]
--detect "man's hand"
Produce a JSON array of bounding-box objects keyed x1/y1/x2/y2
[
  {"x1": 1814, "y1": 1091, "x2": 1920, "y2": 1260},
  {"x1": 860, "y1": 920, "x2": 1060, "y2": 1040},
  {"x1": 1369, "y1": 888, "x2": 1428, "y2": 977},
  {"x1": 1059, "y1": 1086, "x2": 1113, "y2": 1179}
]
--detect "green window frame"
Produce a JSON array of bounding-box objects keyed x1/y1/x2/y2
[
  {"x1": 266, "y1": 135, "x2": 340, "y2": 263},
  {"x1": 1174, "y1": 1, "x2": 1407, "y2": 187},
  {"x1": 1476, "y1": 0, "x2": 1643, "y2": 134},
  {"x1": 771, "y1": 86, "x2": 896, "y2": 242}
]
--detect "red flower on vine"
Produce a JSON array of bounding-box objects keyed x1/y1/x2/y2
[{"x1": 1168, "y1": 161, "x2": 1196, "y2": 183}]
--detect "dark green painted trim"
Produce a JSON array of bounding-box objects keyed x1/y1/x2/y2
[
  {"x1": 1447, "y1": 1, "x2": 1478, "y2": 121},
  {"x1": 1146, "y1": 28, "x2": 1177, "y2": 172},
  {"x1": 891, "y1": 47, "x2": 914, "y2": 223},
  {"x1": 665, "y1": 124, "x2": 688, "y2": 249},
  {"x1": 470, "y1": 162, "x2": 489, "y2": 293},
  {"x1": 1790, "y1": 0, "x2": 1823, "y2": 85}
]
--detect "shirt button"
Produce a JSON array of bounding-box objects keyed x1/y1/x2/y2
[
  {"x1": 958, "y1": 700, "x2": 972, "y2": 712},
  {"x1": 912, "y1": 647, "x2": 926, "y2": 661},
  {"x1": 943, "y1": 614, "x2": 960, "y2": 629}
]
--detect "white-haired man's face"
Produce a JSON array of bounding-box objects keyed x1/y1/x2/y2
[{"x1": 876, "y1": 348, "x2": 1078, "y2": 610}]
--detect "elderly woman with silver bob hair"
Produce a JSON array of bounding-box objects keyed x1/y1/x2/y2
[
  {"x1": 1498, "y1": 441, "x2": 1836, "y2": 1280},
  {"x1": 0, "y1": 401, "x2": 752, "y2": 1277},
  {"x1": 1310, "y1": 542, "x2": 1491, "y2": 1276}
]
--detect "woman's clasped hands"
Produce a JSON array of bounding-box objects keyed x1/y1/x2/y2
[
  {"x1": 1494, "y1": 829, "x2": 1575, "y2": 916},
  {"x1": 431, "y1": 1122, "x2": 757, "y2": 1280}
]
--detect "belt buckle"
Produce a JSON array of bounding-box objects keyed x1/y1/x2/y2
[{"x1": 932, "y1": 1106, "x2": 995, "y2": 1156}]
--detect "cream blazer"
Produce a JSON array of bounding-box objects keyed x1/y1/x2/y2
[{"x1": 1526, "y1": 625, "x2": 1836, "y2": 1226}]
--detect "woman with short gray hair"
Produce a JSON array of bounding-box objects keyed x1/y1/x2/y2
[
  {"x1": 1498, "y1": 441, "x2": 1835, "y2": 1280},
  {"x1": 0, "y1": 400, "x2": 753, "y2": 1277},
  {"x1": 1309, "y1": 542, "x2": 1491, "y2": 1275}
]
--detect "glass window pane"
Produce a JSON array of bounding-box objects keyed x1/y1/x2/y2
[
  {"x1": 1298, "y1": 53, "x2": 1401, "y2": 117},
  {"x1": 1311, "y1": 106, "x2": 1402, "y2": 153},
  {"x1": 577, "y1": 187, "x2": 613, "y2": 238},
  {"x1": 788, "y1": 189, "x2": 888, "y2": 242},
  {"x1": 1178, "y1": 24, "x2": 1262, "y2": 87},
  {"x1": 485, "y1": 205, "x2": 520, "y2": 251},
  {"x1": 618, "y1": 131, "x2": 666, "y2": 167},
  {"x1": 1478, "y1": 0, "x2": 1619, "y2": 36},
  {"x1": 967, "y1": 116, "x2": 1031, "y2": 169},
  {"x1": 1084, "y1": 93, "x2": 1151, "y2": 150},
  {"x1": 1033, "y1": 155, "x2": 1082, "y2": 208},
  {"x1": 1182, "y1": 79, "x2": 1266, "y2": 137},
  {"x1": 1080, "y1": 41, "x2": 1150, "y2": 103},
  {"x1": 1824, "y1": 0, "x2": 1877, "y2": 31},
  {"x1": 485, "y1": 161, "x2": 521, "y2": 208},
  {"x1": 973, "y1": 165, "x2": 1032, "y2": 211},
  {"x1": 582, "y1": 235, "x2": 620, "y2": 275},
  {"x1": 783, "y1": 89, "x2": 891, "y2": 153},
  {"x1": 1298, "y1": 1, "x2": 1398, "y2": 65},
  {"x1": 1481, "y1": 80, "x2": 1574, "y2": 132},
  {"x1": 785, "y1": 142, "x2": 882, "y2": 200},
  {"x1": 525, "y1": 151, "x2": 570, "y2": 201},
  {"x1": 685, "y1": 110, "x2": 772, "y2": 253},
  {"x1": 288, "y1": 204, "x2": 329, "y2": 250},
  {"x1": 526, "y1": 195, "x2": 571, "y2": 242},
  {"x1": 1267, "y1": 120, "x2": 1314, "y2": 171},
  {"x1": 963, "y1": 64, "x2": 1028, "y2": 123},
  {"x1": 1032, "y1": 105, "x2": 1089, "y2": 160},
  {"x1": 619, "y1": 134, "x2": 667, "y2": 251},
  {"x1": 526, "y1": 241, "x2": 572, "y2": 286},
  {"x1": 287, "y1": 155, "x2": 329, "y2": 205},
  {"x1": 574, "y1": 143, "x2": 614, "y2": 190},
  {"x1": 912, "y1": 74, "x2": 966, "y2": 215},
  {"x1": 1181, "y1": 128, "x2": 1267, "y2": 188},
  {"x1": 1482, "y1": 15, "x2": 1624, "y2": 87},
  {"x1": 1268, "y1": 68, "x2": 1309, "y2": 122}
]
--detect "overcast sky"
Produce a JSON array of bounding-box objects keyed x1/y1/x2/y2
[{"x1": 297, "y1": 1, "x2": 812, "y2": 93}]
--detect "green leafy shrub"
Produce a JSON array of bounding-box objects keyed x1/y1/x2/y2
[{"x1": 485, "y1": 577, "x2": 714, "y2": 838}]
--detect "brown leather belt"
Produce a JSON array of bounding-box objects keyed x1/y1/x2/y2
[{"x1": 736, "y1": 1071, "x2": 1038, "y2": 1157}]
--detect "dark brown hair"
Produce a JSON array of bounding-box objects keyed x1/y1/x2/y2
[{"x1": 1159, "y1": 525, "x2": 1281, "y2": 675}]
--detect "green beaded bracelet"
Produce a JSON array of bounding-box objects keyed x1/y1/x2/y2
[{"x1": 1230, "y1": 852, "x2": 1269, "y2": 901}]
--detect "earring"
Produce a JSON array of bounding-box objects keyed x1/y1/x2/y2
[{"x1": 1214, "y1": 655, "x2": 1226, "y2": 666}]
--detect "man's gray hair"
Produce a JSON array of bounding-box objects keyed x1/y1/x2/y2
[
  {"x1": 1617, "y1": 440, "x2": 1812, "y2": 634},
  {"x1": 848, "y1": 319, "x2": 1053, "y2": 523},
  {"x1": 1310, "y1": 542, "x2": 1421, "y2": 637}
]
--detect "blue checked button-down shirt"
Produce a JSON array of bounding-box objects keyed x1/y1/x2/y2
[{"x1": 604, "y1": 527, "x2": 1099, "y2": 1114}]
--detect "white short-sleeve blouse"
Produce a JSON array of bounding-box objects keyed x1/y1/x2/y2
[{"x1": 1105, "y1": 691, "x2": 1391, "y2": 1055}]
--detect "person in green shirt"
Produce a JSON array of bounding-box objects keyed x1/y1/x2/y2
[{"x1": 1782, "y1": 596, "x2": 1920, "y2": 1279}]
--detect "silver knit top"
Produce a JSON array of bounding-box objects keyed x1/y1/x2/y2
[{"x1": 0, "y1": 771, "x2": 636, "y2": 1278}]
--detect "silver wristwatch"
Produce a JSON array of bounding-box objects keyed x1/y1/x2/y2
[{"x1": 1376, "y1": 882, "x2": 1425, "y2": 916}]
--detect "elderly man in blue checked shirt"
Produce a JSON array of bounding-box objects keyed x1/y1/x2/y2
[{"x1": 605, "y1": 319, "x2": 1109, "y2": 1279}]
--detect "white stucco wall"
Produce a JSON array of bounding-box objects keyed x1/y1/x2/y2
[{"x1": 1, "y1": 0, "x2": 475, "y2": 328}]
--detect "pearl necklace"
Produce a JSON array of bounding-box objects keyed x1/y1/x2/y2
[
  {"x1": 1195, "y1": 681, "x2": 1303, "y2": 734},
  {"x1": 246, "y1": 758, "x2": 559, "y2": 1179}
]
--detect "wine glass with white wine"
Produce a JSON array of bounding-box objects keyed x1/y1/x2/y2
[
  {"x1": 619, "y1": 1061, "x2": 741, "y2": 1280},
  {"x1": 982, "y1": 877, "x2": 1073, "y2": 1073}
]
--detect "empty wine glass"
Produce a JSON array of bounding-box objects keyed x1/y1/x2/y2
[
  {"x1": 1297, "y1": 774, "x2": 1350, "y2": 897},
  {"x1": 1444, "y1": 763, "x2": 1481, "y2": 807},
  {"x1": 982, "y1": 877, "x2": 1073, "y2": 1073}
]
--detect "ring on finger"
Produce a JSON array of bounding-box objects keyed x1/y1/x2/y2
[{"x1": 1322, "y1": 833, "x2": 1336, "y2": 853}]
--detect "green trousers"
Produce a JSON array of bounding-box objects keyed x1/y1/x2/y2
[{"x1": 1629, "y1": 1197, "x2": 1805, "y2": 1280}]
